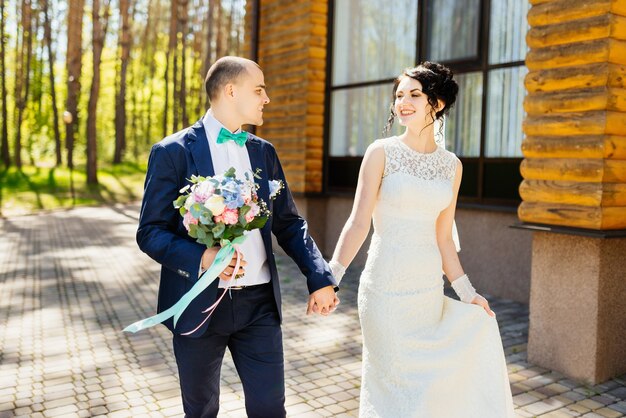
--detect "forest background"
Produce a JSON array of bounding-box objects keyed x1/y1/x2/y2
[{"x1": 0, "y1": 0, "x2": 247, "y2": 215}]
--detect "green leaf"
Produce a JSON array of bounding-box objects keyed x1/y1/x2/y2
[
  {"x1": 197, "y1": 227, "x2": 207, "y2": 239},
  {"x1": 230, "y1": 226, "x2": 244, "y2": 236},
  {"x1": 212, "y1": 223, "x2": 225, "y2": 238},
  {"x1": 204, "y1": 236, "x2": 216, "y2": 247},
  {"x1": 247, "y1": 216, "x2": 268, "y2": 230},
  {"x1": 199, "y1": 211, "x2": 213, "y2": 225},
  {"x1": 224, "y1": 167, "x2": 236, "y2": 178},
  {"x1": 190, "y1": 203, "x2": 203, "y2": 218},
  {"x1": 188, "y1": 224, "x2": 198, "y2": 238},
  {"x1": 239, "y1": 205, "x2": 251, "y2": 225},
  {"x1": 173, "y1": 194, "x2": 187, "y2": 208},
  {"x1": 179, "y1": 207, "x2": 187, "y2": 217}
]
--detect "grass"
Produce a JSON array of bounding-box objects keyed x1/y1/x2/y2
[{"x1": 0, "y1": 162, "x2": 147, "y2": 217}]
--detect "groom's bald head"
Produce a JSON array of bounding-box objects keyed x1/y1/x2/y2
[{"x1": 204, "y1": 56, "x2": 261, "y2": 103}]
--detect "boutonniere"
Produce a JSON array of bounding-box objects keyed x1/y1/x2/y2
[{"x1": 269, "y1": 179, "x2": 284, "y2": 200}]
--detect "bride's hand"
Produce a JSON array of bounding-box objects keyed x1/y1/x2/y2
[{"x1": 470, "y1": 294, "x2": 495, "y2": 318}]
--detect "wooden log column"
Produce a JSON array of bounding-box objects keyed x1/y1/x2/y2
[
  {"x1": 245, "y1": 0, "x2": 327, "y2": 195},
  {"x1": 520, "y1": 0, "x2": 626, "y2": 383}
]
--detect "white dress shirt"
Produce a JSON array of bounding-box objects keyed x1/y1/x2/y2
[{"x1": 202, "y1": 110, "x2": 271, "y2": 288}]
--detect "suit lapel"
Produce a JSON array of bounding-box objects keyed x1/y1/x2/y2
[
  {"x1": 245, "y1": 135, "x2": 269, "y2": 204},
  {"x1": 187, "y1": 120, "x2": 215, "y2": 177},
  {"x1": 245, "y1": 135, "x2": 272, "y2": 240}
]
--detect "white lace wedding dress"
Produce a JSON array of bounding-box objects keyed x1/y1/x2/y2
[{"x1": 357, "y1": 136, "x2": 514, "y2": 418}]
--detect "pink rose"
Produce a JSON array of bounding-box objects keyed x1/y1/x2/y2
[
  {"x1": 217, "y1": 208, "x2": 239, "y2": 225},
  {"x1": 183, "y1": 211, "x2": 198, "y2": 231},
  {"x1": 245, "y1": 211, "x2": 255, "y2": 223}
]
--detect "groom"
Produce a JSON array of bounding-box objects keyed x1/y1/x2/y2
[{"x1": 136, "y1": 56, "x2": 339, "y2": 417}]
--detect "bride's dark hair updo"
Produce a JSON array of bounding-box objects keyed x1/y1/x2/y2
[{"x1": 383, "y1": 61, "x2": 459, "y2": 135}]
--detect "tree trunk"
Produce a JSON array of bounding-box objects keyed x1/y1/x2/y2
[
  {"x1": 65, "y1": 0, "x2": 85, "y2": 170},
  {"x1": 14, "y1": 0, "x2": 34, "y2": 169},
  {"x1": 178, "y1": 0, "x2": 188, "y2": 127},
  {"x1": 216, "y1": 0, "x2": 224, "y2": 59},
  {"x1": 163, "y1": 0, "x2": 177, "y2": 137},
  {"x1": 114, "y1": 0, "x2": 131, "y2": 164},
  {"x1": 41, "y1": 0, "x2": 62, "y2": 166},
  {"x1": 142, "y1": 0, "x2": 156, "y2": 148},
  {"x1": 0, "y1": 0, "x2": 9, "y2": 166},
  {"x1": 86, "y1": 0, "x2": 111, "y2": 184},
  {"x1": 227, "y1": 0, "x2": 233, "y2": 53},
  {"x1": 172, "y1": 1, "x2": 180, "y2": 131},
  {"x1": 29, "y1": 35, "x2": 44, "y2": 167},
  {"x1": 203, "y1": 0, "x2": 215, "y2": 109}
]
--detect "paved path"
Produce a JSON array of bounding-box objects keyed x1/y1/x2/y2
[{"x1": 0, "y1": 204, "x2": 624, "y2": 418}]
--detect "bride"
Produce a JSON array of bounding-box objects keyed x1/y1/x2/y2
[{"x1": 327, "y1": 62, "x2": 515, "y2": 417}]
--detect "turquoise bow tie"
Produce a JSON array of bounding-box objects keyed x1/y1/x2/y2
[{"x1": 216, "y1": 128, "x2": 248, "y2": 147}]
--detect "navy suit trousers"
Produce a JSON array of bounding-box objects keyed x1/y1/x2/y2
[{"x1": 172, "y1": 283, "x2": 286, "y2": 418}]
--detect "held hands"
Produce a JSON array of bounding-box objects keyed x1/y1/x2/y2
[
  {"x1": 306, "y1": 286, "x2": 340, "y2": 316},
  {"x1": 202, "y1": 247, "x2": 247, "y2": 281}
]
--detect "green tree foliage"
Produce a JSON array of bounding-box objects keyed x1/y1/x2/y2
[{"x1": 0, "y1": 0, "x2": 247, "y2": 175}]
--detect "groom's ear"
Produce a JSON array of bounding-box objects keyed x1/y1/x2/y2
[{"x1": 223, "y1": 83, "x2": 235, "y2": 99}]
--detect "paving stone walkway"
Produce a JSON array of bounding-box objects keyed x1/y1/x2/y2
[{"x1": 0, "y1": 203, "x2": 624, "y2": 418}]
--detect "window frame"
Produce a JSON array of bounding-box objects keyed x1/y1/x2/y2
[{"x1": 323, "y1": 0, "x2": 526, "y2": 207}]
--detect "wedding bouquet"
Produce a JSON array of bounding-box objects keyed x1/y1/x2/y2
[
  {"x1": 175, "y1": 167, "x2": 274, "y2": 248},
  {"x1": 123, "y1": 167, "x2": 283, "y2": 335}
]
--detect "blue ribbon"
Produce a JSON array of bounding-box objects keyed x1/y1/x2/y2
[{"x1": 123, "y1": 235, "x2": 247, "y2": 334}]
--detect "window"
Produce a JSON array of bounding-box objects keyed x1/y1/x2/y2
[{"x1": 326, "y1": 0, "x2": 530, "y2": 204}]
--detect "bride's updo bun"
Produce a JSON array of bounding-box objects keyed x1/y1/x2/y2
[{"x1": 383, "y1": 61, "x2": 459, "y2": 134}]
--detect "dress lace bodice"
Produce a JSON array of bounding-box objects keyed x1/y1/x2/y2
[{"x1": 382, "y1": 136, "x2": 457, "y2": 181}]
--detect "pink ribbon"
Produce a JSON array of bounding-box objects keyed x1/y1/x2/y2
[{"x1": 181, "y1": 245, "x2": 243, "y2": 336}]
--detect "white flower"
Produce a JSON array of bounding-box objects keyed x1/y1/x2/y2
[
  {"x1": 204, "y1": 194, "x2": 226, "y2": 216},
  {"x1": 269, "y1": 180, "x2": 283, "y2": 199},
  {"x1": 184, "y1": 195, "x2": 195, "y2": 210}
]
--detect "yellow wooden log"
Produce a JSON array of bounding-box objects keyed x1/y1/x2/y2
[
  {"x1": 523, "y1": 111, "x2": 607, "y2": 136},
  {"x1": 525, "y1": 63, "x2": 626, "y2": 93},
  {"x1": 528, "y1": 0, "x2": 612, "y2": 27},
  {"x1": 525, "y1": 87, "x2": 626, "y2": 113},
  {"x1": 518, "y1": 201, "x2": 602, "y2": 229},
  {"x1": 518, "y1": 201, "x2": 626, "y2": 229},
  {"x1": 524, "y1": 87, "x2": 608, "y2": 113},
  {"x1": 527, "y1": 14, "x2": 610, "y2": 48},
  {"x1": 520, "y1": 179, "x2": 626, "y2": 206},
  {"x1": 602, "y1": 183, "x2": 626, "y2": 205},
  {"x1": 526, "y1": 39, "x2": 626, "y2": 71},
  {"x1": 527, "y1": 13, "x2": 626, "y2": 48},
  {"x1": 521, "y1": 158, "x2": 604, "y2": 182},
  {"x1": 522, "y1": 135, "x2": 604, "y2": 158},
  {"x1": 605, "y1": 135, "x2": 626, "y2": 159},
  {"x1": 519, "y1": 179, "x2": 602, "y2": 205},
  {"x1": 607, "y1": 110, "x2": 626, "y2": 135},
  {"x1": 522, "y1": 135, "x2": 626, "y2": 159},
  {"x1": 521, "y1": 158, "x2": 626, "y2": 182}
]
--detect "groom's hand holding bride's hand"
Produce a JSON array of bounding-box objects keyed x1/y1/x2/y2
[{"x1": 306, "y1": 286, "x2": 340, "y2": 316}]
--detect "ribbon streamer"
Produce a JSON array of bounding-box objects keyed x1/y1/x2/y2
[{"x1": 123, "y1": 235, "x2": 247, "y2": 334}]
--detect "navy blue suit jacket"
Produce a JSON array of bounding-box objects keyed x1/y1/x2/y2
[{"x1": 136, "y1": 120, "x2": 335, "y2": 337}]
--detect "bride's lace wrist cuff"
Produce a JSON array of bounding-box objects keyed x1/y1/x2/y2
[
  {"x1": 451, "y1": 274, "x2": 477, "y2": 303},
  {"x1": 329, "y1": 260, "x2": 346, "y2": 284}
]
